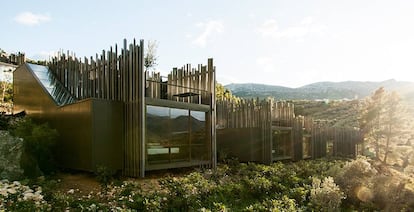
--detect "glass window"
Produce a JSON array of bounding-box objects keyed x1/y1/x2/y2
[
  {"x1": 27, "y1": 63, "x2": 76, "y2": 105},
  {"x1": 191, "y1": 111, "x2": 207, "y2": 161},
  {"x1": 169, "y1": 108, "x2": 190, "y2": 162},
  {"x1": 146, "y1": 105, "x2": 209, "y2": 165},
  {"x1": 272, "y1": 130, "x2": 293, "y2": 160},
  {"x1": 146, "y1": 106, "x2": 171, "y2": 163}
]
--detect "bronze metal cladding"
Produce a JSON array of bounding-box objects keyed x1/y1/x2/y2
[
  {"x1": 14, "y1": 39, "x2": 216, "y2": 177},
  {"x1": 13, "y1": 64, "x2": 123, "y2": 173}
]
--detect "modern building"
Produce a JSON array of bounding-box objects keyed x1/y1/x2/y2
[{"x1": 13, "y1": 39, "x2": 216, "y2": 177}]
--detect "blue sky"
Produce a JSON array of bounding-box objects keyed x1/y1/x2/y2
[{"x1": 2, "y1": 0, "x2": 414, "y2": 87}]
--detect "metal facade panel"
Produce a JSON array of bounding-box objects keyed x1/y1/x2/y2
[
  {"x1": 13, "y1": 64, "x2": 57, "y2": 118},
  {"x1": 217, "y1": 128, "x2": 263, "y2": 163},
  {"x1": 91, "y1": 99, "x2": 123, "y2": 172},
  {"x1": 55, "y1": 100, "x2": 93, "y2": 171},
  {"x1": 13, "y1": 64, "x2": 123, "y2": 172}
]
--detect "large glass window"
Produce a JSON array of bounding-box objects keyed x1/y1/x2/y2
[
  {"x1": 272, "y1": 130, "x2": 293, "y2": 160},
  {"x1": 146, "y1": 106, "x2": 171, "y2": 163},
  {"x1": 190, "y1": 111, "x2": 207, "y2": 161},
  {"x1": 169, "y1": 108, "x2": 190, "y2": 162},
  {"x1": 27, "y1": 63, "x2": 76, "y2": 105},
  {"x1": 146, "y1": 105, "x2": 208, "y2": 165}
]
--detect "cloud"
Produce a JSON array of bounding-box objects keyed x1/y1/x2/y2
[
  {"x1": 257, "y1": 19, "x2": 279, "y2": 37},
  {"x1": 15, "y1": 12, "x2": 51, "y2": 26},
  {"x1": 257, "y1": 16, "x2": 327, "y2": 40},
  {"x1": 300, "y1": 16, "x2": 314, "y2": 25},
  {"x1": 256, "y1": 56, "x2": 278, "y2": 73},
  {"x1": 192, "y1": 20, "x2": 224, "y2": 48}
]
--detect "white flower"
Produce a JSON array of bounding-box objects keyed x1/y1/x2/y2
[
  {"x1": 88, "y1": 204, "x2": 97, "y2": 210},
  {"x1": 0, "y1": 190, "x2": 8, "y2": 198},
  {"x1": 23, "y1": 192, "x2": 34, "y2": 201},
  {"x1": 24, "y1": 188, "x2": 34, "y2": 194},
  {"x1": 6, "y1": 188, "x2": 16, "y2": 194},
  {"x1": 67, "y1": 189, "x2": 75, "y2": 194}
]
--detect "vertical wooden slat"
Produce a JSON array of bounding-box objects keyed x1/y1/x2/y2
[{"x1": 138, "y1": 40, "x2": 145, "y2": 177}]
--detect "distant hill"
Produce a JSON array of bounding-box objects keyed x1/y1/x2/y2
[{"x1": 225, "y1": 79, "x2": 414, "y2": 101}]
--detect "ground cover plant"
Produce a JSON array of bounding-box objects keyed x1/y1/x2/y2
[{"x1": 1, "y1": 156, "x2": 413, "y2": 211}]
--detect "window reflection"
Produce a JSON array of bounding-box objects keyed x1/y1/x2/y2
[
  {"x1": 170, "y1": 108, "x2": 189, "y2": 161},
  {"x1": 191, "y1": 111, "x2": 207, "y2": 161},
  {"x1": 146, "y1": 105, "x2": 209, "y2": 165},
  {"x1": 272, "y1": 130, "x2": 293, "y2": 160},
  {"x1": 146, "y1": 106, "x2": 171, "y2": 163},
  {"x1": 28, "y1": 63, "x2": 76, "y2": 105}
]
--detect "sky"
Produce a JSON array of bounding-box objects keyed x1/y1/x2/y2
[{"x1": 1, "y1": 0, "x2": 414, "y2": 88}]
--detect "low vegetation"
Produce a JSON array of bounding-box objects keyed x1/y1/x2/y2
[
  {"x1": 294, "y1": 99, "x2": 360, "y2": 127},
  {"x1": 1, "y1": 157, "x2": 414, "y2": 211}
]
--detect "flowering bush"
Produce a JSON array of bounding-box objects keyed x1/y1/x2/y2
[
  {"x1": 1, "y1": 157, "x2": 409, "y2": 211},
  {"x1": 0, "y1": 179, "x2": 50, "y2": 211},
  {"x1": 244, "y1": 196, "x2": 299, "y2": 212},
  {"x1": 333, "y1": 156, "x2": 377, "y2": 206},
  {"x1": 310, "y1": 177, "x2": 345, "y2": 212},
  {"x1": 0, "y1": 131, "x2": 24, "y2": 180}
]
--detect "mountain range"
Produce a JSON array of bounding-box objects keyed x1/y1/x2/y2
[{"x1": 225, "y1": 79, "x2": 414, "y2": 101}]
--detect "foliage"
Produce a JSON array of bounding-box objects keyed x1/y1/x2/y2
[
  {"x1": 10, "y1": 118, "x2": 58, "y2": 178},
  {"x1": 95, "y1": 165, "x2": 116, "y2": 187},
  {"x1": 216, "y1": 83, "x2": 240, "y2": 103},
  {"x1": 359, "y1": 87, "x2": 410, "y2": 164},
  {"x1": 310, "y1": 176, "x2": 345, "y2": 212},
  {"x1": 333, "y1": 156, "x2": 377, "y2": 207},
  {"x1": 371, "y1": 175, "x2": 414, "y2": 211},
  {"x1": 294, "y1": 99, "x2": 360, "y2": 128},
  {"x1": 0, "y1": 81, "x2": 12, "y2": 103},
  {"x1": 243, "y1": 196, "x2": 299, "y2": 212},
  {"x1": 0, "y1": 179, "x2": 50, "y2": 211},
  {"x1": 1, "y1": 157, "x2": 413, "y2": 211},
  {"x1": 144, "y1": 40, "x2": 158, "y2": 71},
  {"x1": 0, "y1": 115, "x2": 11, "y2": 130}
]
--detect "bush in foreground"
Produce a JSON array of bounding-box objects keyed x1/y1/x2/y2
[
  {"x1": 10, "y1": 118, "x2": 58, "y2": 178},
  {"x1": 1, "y1": 157, "x2": 413, "y2": 211}
]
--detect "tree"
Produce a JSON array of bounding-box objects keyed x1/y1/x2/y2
[
  {"x1": 359, "y1": 87, "x2": 385, "y2": 160},
  {"x1": 1, "y1": 69, "x2": 13, "y2": 102},
  {"x1": 381, "y1": 91, "x2": 404, "y2": 163},
  {"x1": 216, "y1": 83, "x2": 240, "y2": 102},
  {"x1": 144, "y1": 40, "x2": 158, "y2": 71},
  {"x1": 0, "y1": 81, "x2": 13, "y2": 102},
  {"x1": 359, "y1": 87, "x2": 406, "y2": 164}
]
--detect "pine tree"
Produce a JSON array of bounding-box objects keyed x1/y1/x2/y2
[{"x1": 359, "y1": 87, "x2": 406, "y2": 164}]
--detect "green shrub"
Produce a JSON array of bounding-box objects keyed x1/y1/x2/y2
[
  {"x1": 0, "y1": 115, "x2": 10, "y2": 130},
  {"x1": 371, "y1": 175, "x2": 414, "y2": 211},
  {"x1": 243, "y1": 196, "x2": 299, "y2": 212},
  {"x1": 310, "y1": 176, "x2": 345, "y2": 212},
  {"x1": 95, "y1": 165, "x2": 115, "y2": 187},
  {"x1": 11, "y1": 118, "x2": 58, "y2": 178},
  {"x1": 333, "y1": 156, "x2": 377, "y2": 205},
  {"x1": 3, "y1": 157, "x2": 397, "y2": 211}
]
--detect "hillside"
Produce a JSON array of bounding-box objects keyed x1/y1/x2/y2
[{"x1": 225, "y1": 79, "x2": 414, "y2": 101}]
